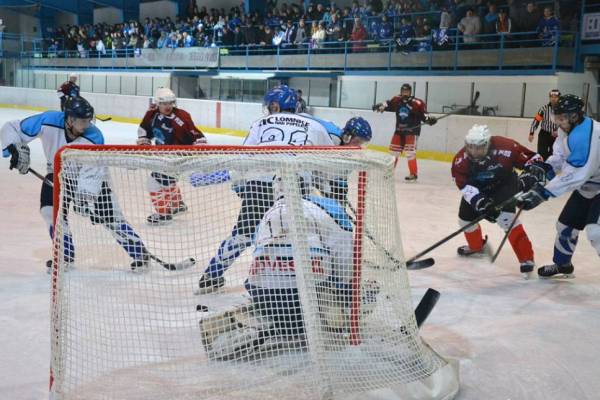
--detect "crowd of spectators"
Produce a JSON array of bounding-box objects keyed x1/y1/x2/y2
[{"x1": 42, "y1": 0, "x2": 580, "y2": 56}]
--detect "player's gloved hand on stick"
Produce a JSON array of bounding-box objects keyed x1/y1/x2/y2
[
  {"x1": 471, "y1": 194, "x2": 500, "y2": 222},
  {"x1": 518, "y1": 162, "x2": 555, "y2": 192},
  {"x1": 193, "y1": 137, "x2": 208, "y2": 145},
  {"x1": 372, "y1": 103, "x2": 385, "y2": 113},
  {"x1": 425, "y1": 116, "x2": 437, "y2": 126},
  {"x1": 516, "y1": 183, "x2": 550, "y2": 211},
  {"x1": 136, "y1": 137, "x2": 152, "y2": 145},
  {"x1": 7, "y1": 143, "x2": 31, "y2": 174}
]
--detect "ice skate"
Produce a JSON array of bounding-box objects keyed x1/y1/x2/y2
[
  {"x1": 146, "y1": 213, "x2": 173, "y2": 226},
  {"x1": 520, "y1": 260, "x2": 535, "y2": 280},
  {"x1": 457, "y1": 236, "x2": 489, "y2": 256},
  {"x1": 404, "y1": 174, "x2": 418, "y2": 182},
  {"x1": 537, "y1": 263, "x2": 575, "y2": 279}
]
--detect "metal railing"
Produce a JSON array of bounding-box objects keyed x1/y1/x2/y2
[{"x1": 17, "y1": 30, "x2": 577, "y2": 73}]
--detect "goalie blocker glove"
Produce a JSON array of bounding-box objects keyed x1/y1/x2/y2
[
  {"x1": 470, "y1": 193, "x2": 500, "y2": 222},
  {"x1": 7, "y1": 143, "x2": 31, "y2": 174}
]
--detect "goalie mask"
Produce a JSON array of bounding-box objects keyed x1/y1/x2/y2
[{"x1": 464, "y1": 124, "x2": 491, "y2": 161}]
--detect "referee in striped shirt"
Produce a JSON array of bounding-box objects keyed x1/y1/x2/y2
[{"x1": 528, "y1": 89, "x2": 560, "y2": 160}]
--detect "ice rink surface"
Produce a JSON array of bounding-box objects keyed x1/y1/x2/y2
[{"x1": 1, "y1": 108, "x2": 599, "y2": 400}]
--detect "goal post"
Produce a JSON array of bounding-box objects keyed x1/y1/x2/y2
[{"x1": 49, "y1": 145, "x2": 458, "y2": 400}]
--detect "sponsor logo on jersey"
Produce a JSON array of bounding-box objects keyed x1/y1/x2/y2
[{"x1": 260, "y1": 116, "x2": 310, "y2": 130}]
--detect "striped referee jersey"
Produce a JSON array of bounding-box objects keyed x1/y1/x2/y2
[{"x1": 530, "y1": 103, "x2": 558, "y2": 134}]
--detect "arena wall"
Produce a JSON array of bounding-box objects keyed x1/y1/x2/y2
[{"x1": 0, "y1": 86, "x2": 536, "y2": 160}]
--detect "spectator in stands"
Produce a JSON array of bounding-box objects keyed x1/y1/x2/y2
[
  {"x1": 294, "y1": 19, "x2": 309, "y2": 47},
  {"x1": 519, "y1": 1, "x2": 541, "y2": 43},
  {"x1": 537, "y1": 6, "x2": 560, "y2": 46},
  {"x1": 414, "y1": 16, "x2": 427, "y2": 37},
  {"x1": 282, "y1": 19, "x2": 297, "y2": 47},
  {"x1": 182, "y1": 31, "x2": 196, "y2": 47},
  {"x1": 326, "y1": 13, "x2": 345, "y2": 45},
  {"x1": 95, "y1": 37, "x2": 106, "y2": 55},
  {"x1": 350, "y1": 17, "x2": 367, "y2": 52},
  {"x1": 458, "y1": 8, "x2": 481, "y2": 44},
  {"x1": 272, "y1": 26, "x2": 285, "y2": 46},
  {"x1": 261, "y1": 25, "x2": 275, "y2": 47},
  {"x1": 312, "y1": 21, "x2": 326, "y2": 49},
  {"x1": 483, "y1": 3, "x2": 499, "y2": 35},
  {"x1": 233, "y1": 25, "x2": 246, "y2": 47},
  {"x1": 440, "y1": 6, "x2": 452, "y2": 29},
  {"x1": 496, "y1": 9, "x2": 513, "y2": 37},
  {"x1": 396, "y1": 18, "x2": 415, "y2": 52},
  {"x1": 221, "y1": 26, "x2": 234, "y2": 46},
  {"x1": 377, "y1": 15, "x2": 393, "y2": 46}
]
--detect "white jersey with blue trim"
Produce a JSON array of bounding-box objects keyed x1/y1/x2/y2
[
  {"x1": 545, "y1": 117, "x2": 600, "y2": 198},
  {"x1": 244, "y1": 112, "x2": 334, "y2": 147},
  {"x1": 1, "y1": 111, "x2": 104, "y2": 174},
  {"x1": 247, "y1": 196, "x2": 353, "y2": 290},
  {"x1": 298, "y1": 113, "x2": 343, "y2": 145}
]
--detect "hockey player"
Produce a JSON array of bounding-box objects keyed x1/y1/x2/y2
[
  {"x1": 451, "y1": 124, "x2": 542, "y2": 278},
  {"x1": 1, "y1": 97, "x2": 151, "y2": 272},
  {"x1": 529, "y1": 89, "x2": 560, "y2": 160},
  {"x1": 137, "y1": 87, "x2": 207, "y2": 225},
  {"x1": 199, "y1": 190, "x2": 376, "y2": 360},
  {"x1": 373, "y1": 83, "x2": 437, "y2": 181},
  {"x1": 517, "y1": 94, "x2": 600, "y2": 278},
  {"x1": 195, "y1": 85, "x2": 359, "y2": 294},
  {"x1": 56, "y1": 73, "x2": 80, "y2": 111}
]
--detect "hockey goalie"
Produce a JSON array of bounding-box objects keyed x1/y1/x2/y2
[{"x1": 199, "y1": 186, "x2": 379, "y2": 361}]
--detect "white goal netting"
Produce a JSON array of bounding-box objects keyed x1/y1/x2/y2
[{"x1": 50, "y1": 145, "x2": 458, "y2": 400}]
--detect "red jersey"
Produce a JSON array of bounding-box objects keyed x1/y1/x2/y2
[
  {"x1": 57, "y1": 81, "x2": 80, "y2": 98},
  {"x1": 384, "y1": 95, "x2": 427, "y2": 136},
  {"x1": 452, "y1": 136, "x2": 541, "y2": 196},
  {"x1": 138, "y1": 107, "x2": 205, "y2": 145}
]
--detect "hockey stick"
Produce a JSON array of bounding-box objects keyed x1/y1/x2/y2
[
  {"x1": 490, "y1": 207, "x2": 523, "y2": 263},
  {"x1": 405, "y1": 192, "x2": 521, "y2": 265},
  {"x1": 346, "y1": 203, "x2": 434, "y2": 270},
  {"x1": 415, "y1": 288, "x2": 440, "y2": 328},
  {"x1": 27, "y1": 167, "x2": 195, "y2": 271},
  {"x1": 96, "y1": 116, "x2": 112, "y2": 122}
]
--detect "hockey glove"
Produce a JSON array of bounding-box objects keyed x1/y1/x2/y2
[
  {"x1": 471, "y1": 194, "x2": 500, "y2": 222},
  {"x1": 519, "y1": 162, "x2": 555, "y2": 192},
  {"x1": 516, "y1": 183, "x2": 551, "y2": 211},
  {"x1": 7, "y1": 143, "x2": 31, "y2": 174},
  {"x1": 372, "y1": 103, "x2": 385, "y2": 113},
  {"x1": 425, "y1": 116, "x2": 438, "y2": 126},
  {"x1": 136, "y1": 137, "x2": 152, "y2": 145}
]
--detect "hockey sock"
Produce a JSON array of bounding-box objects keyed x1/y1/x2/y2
[
  {"x1": 205, "y1": 231, "x2": 252, "y2": 277},
  {"x1": 553, "y1": 222, "x2": 579, "y2": 266},
  {"x1": 107, "y1": 222, "x2": 148, "y2": 260},
  {"x1": 507, "y1": 224, "x2": 534, "y2": 263},
  {"x1": 149, "y1": 186, "x2": 179, "y2": 215},
  {"x1": 408, "y1": 158, "x2": 418, "y2": 176},
  {"x1": 464, "y1": 226, "x2": 484, "y2": 251}
]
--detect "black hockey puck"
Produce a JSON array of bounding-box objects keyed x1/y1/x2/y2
[{"x1": 196, "y1": 304, "x2": 209, "y2": 312}]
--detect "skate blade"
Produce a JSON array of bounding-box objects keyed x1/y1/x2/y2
[
  {"x1": 539, "y1": 273, "x2": 575, "y2": 280},
  {"x1": 522, "y1": 271, "x2": 534, "y2": 280},
  {"x1": 146, "y1": 220, "x2": 172, "y2": 226}
]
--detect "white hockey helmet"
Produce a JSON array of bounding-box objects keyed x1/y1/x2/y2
[
  {"x1": 68, "y1": 72, "x2": 77, "y2": 81},
  {"x1": 465, "y1": 124, "x2": 491, "y2": 159},
  {"x1": 154, "y1": 87, "x2": 176, "y2": 104}
]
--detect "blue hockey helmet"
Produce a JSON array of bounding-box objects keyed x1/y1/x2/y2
[
  {"x1": 65, "y1": 96, "x2": 94, "y2": 120},
  {"x1": 264, "y1": 85, "x2": 298, "y2": 113},
  {"x1": 342, "y1": 116, "x2": 372, "y2": 145}
]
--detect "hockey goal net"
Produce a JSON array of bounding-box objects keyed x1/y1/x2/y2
[{"x1": 50, "y1": 145, "x2": 458, "y2": 400}]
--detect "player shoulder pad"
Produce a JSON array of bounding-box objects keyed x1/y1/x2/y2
[
  {"x1": 81, "y1": 124, "x2": 105, "y2": 145},
  {"x1": 305, "y1": 194, "x2": 353, "y2": 231},
  {"x1": 302, "y1": 115, "x2": 342, "y2": 139},
  {"x1": 566, "y1": 117, "x2": 593, "y2": 168},
  {"x1": 20, "y1": 111, "x2": 65, "y2": 136},
  {"x1": 175, "y1": 108, "x2": 192, "y2": 119}
]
